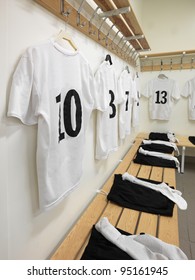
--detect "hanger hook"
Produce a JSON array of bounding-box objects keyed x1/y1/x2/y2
[
  {"x1": 88, "y1": 7, "x2": 100, "y2": 36},
  {"x1": 105, "y1": 24, "x2": 115, "y2": 46},
  {"x1": 110, "y1": 30, "x2": 120, "y2": 50},
  {"x1": 116, "y1": 35, "x2": 124, "y2": 53},
  {"x1": 61, "y1": 0, "x2": 72, "y2": 24},
  {"x1": 98, "y1": 17, "x2": 107, "y2": 40},
  {"x1": 77, "y1": 0, "x2": 86, "y2": 28}
]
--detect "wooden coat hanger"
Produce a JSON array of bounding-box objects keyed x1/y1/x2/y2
[{"x1": 54, "y1": 29, "x2": 78, "y2": 51}]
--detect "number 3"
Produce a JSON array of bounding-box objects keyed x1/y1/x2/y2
[{"x1": 109, "y1": 90, "x2": 116, "y2": 118}]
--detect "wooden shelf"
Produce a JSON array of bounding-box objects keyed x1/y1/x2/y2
[
  {"x1": 34, "y1": 0, "x2": 150, "y2": 66},
  {"x1": 140, "y1": 50, "x2": 195, "y2": 72},
  {"x1": 93, "y1": 0, "x2": 150, "y2": 51}
]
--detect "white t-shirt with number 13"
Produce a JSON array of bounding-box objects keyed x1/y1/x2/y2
[{"x1": 142, "y1": 77, "x2": 180, "y2": 120}]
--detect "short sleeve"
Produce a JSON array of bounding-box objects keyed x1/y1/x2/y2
[
  {"x1": 171, "y1": 80, "x2": 180, "y2": 101},
  {"x1": 117, "y1": 74, "x2": 126, "y2": 104},
  {"x1": 142, "y1": 80, "x2": 152, "y2": 98},
  {"x1": 7, "y1": 50, "x2": 39, "y2": 125},
  {"x1": 94, "y1": 68, "x2": 108, "y2": 111},
  {"x1": 182, "y1": 80, "x2": 190, "y2": 98}
]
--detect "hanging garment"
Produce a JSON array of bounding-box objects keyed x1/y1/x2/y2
[
  {"x1": 95, "y1": 59, "x2": 120, "y2": 159},
  {"x1": 134, "y1": 147, "x2": 180, "y2": 171},
  {"x1": 142, "y1": 139, "x2": 179, "y2": 155},
  {"x1": 94, "y1": 217, "x2": 188, "y2": 260},
  {"x1": 122, "y1": 173, "x2": 187, "y2": 210},
  {"x1": 7, "y1": 39, "x2": 96, "y2": 210},
  {"x1": 142, "y1": 77, "x2": 180, "y2": 120},
  {"x1": 81, "y1": 225, "x2": 134, "y2": 260},
  {"x1": 107, "y1": 174, "x2": 175, "y2": 216},
  {"x1": 182, "y1": 77, "x2": 195, "y2": 120},
  {"x1": 132, "y1": 73, "x2": 140, "y2": 127},
  {"x1": 118, "y1": 69, "x2": 134, "y2": 140}
]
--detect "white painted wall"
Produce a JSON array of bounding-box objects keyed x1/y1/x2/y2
[
  {"x1": 139, "y1": 69, "x2": 195, "y2": 157},
  {"x1": 138, "y1": 0, "x2": 195, "y2": 155},
  {"x1": 139, "y1": 69, "x2": 195, "y2": 136},
  {"x1": 141, "y1": 0, "x2": 195, "y2": 53},
  {"x1": 1, "y1": 0, "x2": 138, "y2": 260}
]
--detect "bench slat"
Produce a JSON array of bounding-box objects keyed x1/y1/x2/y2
[{"x1": 50, "y1": 136, "x2": 180, "y2": 260}]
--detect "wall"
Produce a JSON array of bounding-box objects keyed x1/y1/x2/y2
[
  {"x1": 138, "y1": 0, "x2": 195, "y2": 155},
  {"x1": 139, "y1": 69, "x2": 195, "y2": 136},
  {"x1": 141, "y1": 0, "x2": 195, "y2": 53},
  {"x1": 0, "y1": 0, "x2": 138, "y2": 260},
  {"x1": 139, "y1": 69, "x2": 195, "y2": 156}
]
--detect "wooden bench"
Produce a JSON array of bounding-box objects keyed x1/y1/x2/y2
[
  {"x1": 136, "y1": 132, "x2": 195, "y2": 173},
  {"x1": 50, "y1": 138, "x2": 179, "y2": 260}
]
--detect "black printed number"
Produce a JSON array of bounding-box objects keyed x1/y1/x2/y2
[
  {"x1": 56, "y1": 90, "x2": 82, "y2": 143},
  {"x1": 125, "y1": 91, "x2": 129, "y2": 111},
  {"x1": 109, "y1": 90, "x2": 116, "y2": 118},
  {"x1": 155, "y1": 90, "x2": 168, "y2": 104}
]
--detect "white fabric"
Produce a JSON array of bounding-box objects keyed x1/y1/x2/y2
[
  {"x1": 142, "y1": 77, "x2": 180, "y2": 120},
  {"x1": 182, "y1": 77, "x2": 195, "y2": 120},
  {"x1": 167, "y1": 132, "x2": 179, "y2": 143},
  {"x1": 118, "y1": 70, "x2": 134, "y2": 139},
  {"x1": 142, "y1": 139, "x2": 180, "y2": 155},
  {"x1": 122, "y1": 173, "x2": 187, "y2": 210},
  {"x1": 95, "y1": 217, "x2": 188, "y2": 260},
  {"x1": 95, "y1": 60, "x2": 119, "y2": 159},
  {"x1": 138, "y1": 147, "x2": 180, "y2": 172},
  {"x1": 7, "y1": 39, "x2": 95, "y2": 210},
  {"x1": 132, "y1": 73, "x2": 140, "y2": 127}
]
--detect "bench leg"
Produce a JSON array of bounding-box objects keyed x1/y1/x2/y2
[{"x1": 181, "y1": 146, "x2": 186, "y2": 174}]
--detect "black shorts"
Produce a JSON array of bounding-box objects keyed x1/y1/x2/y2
[
  {"x1": 140, "y1": 143, "x2": 174, "y2": 154},
  {"x1": 149, "y1": 132, "x2": 171, "y2": 141},
  {"x1": 134, "y1": 152, "x2": 177, "y2": 169},
  {"x1": 107, "y1": 174, "x2": 175, "y2": 216},
  {"x1": 189, "y1": 136, "x2": 195, "y2": 145},
  {"x1": 81, "y1": 225, "x2": 134, "y2": 260}
]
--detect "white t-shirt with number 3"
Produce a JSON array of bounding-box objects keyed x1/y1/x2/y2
[
  {"x1": 95, "y1": 60, "x2": 119, "y2": 160},
  {"x1": 142, "y1": 77, "x2": 180, "y2": 120},
  {"x1": 7, "y1": 39, "x2": 95, "y2": 210}
]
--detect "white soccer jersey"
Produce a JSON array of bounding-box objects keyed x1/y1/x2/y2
[
  {"x1": 95, "y1": 60, "x2": 119, "y2": 159},
  {"x1": 7, "y1": 39, "x2": 95, "y2": 210},
  {"x1": 132, "y1": 73, "x2": 140, "y2": 127},
  {"x1": 182, "y1": 77, "x2": 195, "y2": 120},
  {"x1": 118, "y1": 69, "x2": 134, "y2": 139},
  {"x1": 142, "y1": 76, "x2": 180, "y2": 120}
]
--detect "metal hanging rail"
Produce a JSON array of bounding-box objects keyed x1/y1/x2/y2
[
  {"x1": 140, "y1": 50, "x2": 195, "y2": 72},
  {"x1": 34, "y1": 0, "x2": 151, "y2": 66}
]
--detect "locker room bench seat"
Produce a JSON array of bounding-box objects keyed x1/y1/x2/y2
[
  {"x1": 50, "y1": 138, "x2": 179, "y2": 260},
  {"x1": 136, "y1": 132, "x2": 195, "y2": 173}
]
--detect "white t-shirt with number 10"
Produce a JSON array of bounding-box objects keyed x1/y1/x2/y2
[
  {"x1": 7, "y1": 39, "x2": 95, "y2": 210},
  {"x1": 142, "y1": 77, "x2": 180, "y2": 120}
]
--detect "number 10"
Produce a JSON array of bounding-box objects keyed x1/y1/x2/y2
[{"x1": 56, "y1": 90, "x2": 82, "y2": 143}]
